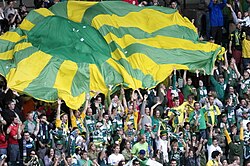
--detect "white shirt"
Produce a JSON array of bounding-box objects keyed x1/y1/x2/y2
[
  {"x1": 108, "y1": 153, "x2": 125, "y2": 166},
  {"x1": 155, "y1": 138, "x2": 169, "y2": 162},
  {"x1": 207, "y1": 144, "x2": 223, "y2": 160}
]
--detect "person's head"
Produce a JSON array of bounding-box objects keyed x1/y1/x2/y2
[
  {"x1": 242, "y1": 111, "x2": 249, "y2": 119},
  {"x1": 243, "y1": 70, "x2": 250, "y2": 79},
  {"x1": 118, "y1": 160, "x2": 126, "y2": 166},
  {"x1": 140, "y1": 134, "x2": 146, "y2": 143},
  {"x1": 26, "y1": 112, "x2": 33, "y2": 121},
  {"x1": 173, "y1": 97, "x2": 179, "y2": 106},
  {"x1": 88, "y1": 142, "x2": 96, "y2": 151},
  {"x1": 237, "y1": 11, "x2": 242, "y2": 19},
  {"x1": 39, "y1": 114, "x2": 47, "y2": 122},
  {"x1": 184, "y1": 122, "x2": 190, "y2": 130},
  {"x1": 113, "y1": 144, "x2": 120, "y2": 154},
  {"x1": 218, "y1": 75, "x2": 224, "y2": 83},
  {"x1": 145, "y1": 123, "x2": 152, "y2": 131},
  {"x1": 191, "y1": 133, "x2": 197, "y2": 141},
  {"x1": 132, "y1": 159, "x2": 140, "y2": 166},
  {"x1": 212, "y1": 0, "x2": 218, "y2": 4},
  {"x1": 222, "y1": 158, "x2": 228, "y2": 166},
  {"x1": 241, "y1": 98, "x2": 247, "y2": 107},
  {"x1": 11, "y1": 116, "x2": 19, "y2": 124},
  {"x1": 172, "y1": 140, "x2": 178, "y2": 151},
  {"x1": 209, "y1": 36, "x2": 215, "y2": 43},
  {"x1": 81, "y1": 150, "x2": 88, "y2": 160},
  {"x1": 56, "y1": 140, "x2": 64, "y2": 149},
  {"x1": 47, "y1": 148, "x2": 54, "y2": 158},
  {"x1": 208, "y1": 95, "x2": 215, "y2": 105},
  {"x1": 125, "y1": 141, "x2": 131, "y2": 149},
  {"x1": 61, "y1": 113, "x2": 68, "y2": 123},
  {"x1": 23, "y1": 131, "x2": 30, "y2": 141},
  {"x1": 221, "y1": 114, "x2": 227, "y2": 122},
  {"x1": 30, "y1": 150, "x2": 37, "y2": 158},
  {"x1": 138, "y1": 149, "x2": 146, "y2": 159},
  {"x1": 170, "y1": 1, "x2": 177, "y2": 9},
  {"x1": 211, "y1": 150, "x2": 221, "y2": 161},
  {"x1": 155, "y1": 109, "x2": 160, "y2": 118},
  {"x1": 194, "y1": 102, "x2": 200, "y2": 110},
  {"x1": 127, "y1": 121, "x2": 134, "y2": 129},
  {"x1": 188, "y1": 149, "x2": 194, "y2": 158},
  {"x1": 199, "y1": 80, "x2": 203, "y2": 87},
  {"x1": 187, "y1": 95, "x2": 194, "y2": 103},
  {"x1": 247, "y1": 122, "x2": 250, "y2": 130},
  {"x1": 95, "y1": 122, "x2": 102, "y2": 130},
  {"x1": 232, "y1": 156, "x2": 240, "y2": 165},
  {"x1": 170, "y1": 159, "x2": 177, "y2": 166},
  {"x1": 8, "y1": 100, "x2": 15, "y2": 110},
  {"x1": 212, "y1": 137, "x2": 218, "y2": 146},
  {"x1": 229, "y1": 86, "x2": 235, "y2": 94},
  {"x1": 86, "y1": 108, "x2": 93, "y2": 116},
  {"x1": 187, "y1": 78, "x2": 192, "y2": 85},
  {"x1": 66, "y1": 156, "x2": 72, "y2": 164}
]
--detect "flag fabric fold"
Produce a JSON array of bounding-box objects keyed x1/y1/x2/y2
[{"x1": 0, "y1": 1, "x2": 224, "y2": 109}]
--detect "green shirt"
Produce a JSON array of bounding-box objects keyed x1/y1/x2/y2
[
  {"x1": 182, "y1": 84, "x2": 196, "y2": 99},
  {"x1": 77, "y1": 159, "x2": 93, "y2": 166},
  {"x1": 189, "y1": 108, "x2": 206, "y2": 131},
  {"x1": 132, "y1": 142, "x2": 148, "y2": 157}
]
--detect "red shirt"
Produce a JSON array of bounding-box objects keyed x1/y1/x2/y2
[
  {"x1": 0, "y1": 133, "x2": 7, "y2": 148},
  {"x1": 123, "y1": 0, "x2": 138, "y2": 5},
  {"x1": 8, "y1": 124, "x2": 19, "y2": 145}
]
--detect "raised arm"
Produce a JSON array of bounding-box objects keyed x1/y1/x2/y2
[
  {"x1": 223, "y1": 123, "x2": 232, "y2": 144},
  {"x1": 150, "y1": 101, "x2": 160, "y2": 117},
  {"x1": 183, "y1": 70, "x2": 187, "y2": 85},
  {"x1": 83, "y1": 93, "x2": 90, "y2": 115},
  {"x1": 141, "y1": 94, "x2": 148, "y2": 115}
]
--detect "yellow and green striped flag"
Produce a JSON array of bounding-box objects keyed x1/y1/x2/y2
[{"x1": 0, "y1": 1, "x2": 224, "y2": 110}]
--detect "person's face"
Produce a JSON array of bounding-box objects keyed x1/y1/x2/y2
[
  {"x1": 97, "y1": 97, "x2": 102, "y2": 103},
  {"x1": 128, "y1": 124, "x2": 133, "y2": 129},
  {"x1": 219, "y1": 77, "x2": 224, "y2": 83},
  {"x1": 209, "y1": 97, "x2": 214, "y2": 104},
  {"x1": 189, "y1": 150, "x2": 194, "y2": 158},
  {"x1": 74, "y1": 110, "x2": 80, "y2": 117},
  {"x1": 185, "y1": 124, "x2": 190, "y2": 130},
  {"x1": 128, "y1": 105, "x2": 133, "y2": 112},
  {"x1": 9, "y1": 2, "x2": 14, "y2": 8},
  {"x1": 171, "y1": 2, "x2": 177, "y2": 9},
  {"x1": 67, "y1": 157, "x2": 72, "y2": 164},
  {"x1": 213, "y1": 139, "x2": 218, "y2": 146},
  {"x1": 244, "y1": 71, "x2": 249, "y2": 79},
  {"x1": 199, "y1": 80, "x2": 203, "y2": 87},
  {"x1": 244, "y1": 11, "x2": 249, "y2": 17},
  {"x1": 114, "y1": 146, "x2": 120, "y2": 153},
  {"x1": 62, "y1": 114, "x2": 68, "y2": 122},
  {"x1": 27, "y1": 113, "x2": 33, "y2": 121},
  {"x1": 24, "y1": 133, "x2": 30, "y2": 140},
  {"x1": 91, "y1": 144, "x2": 96, "y2": 151},
  {"x1": 173, "y1": 142, "x2": 178, "y2": 151},
  {"x1": 236, "y1": 156, "x2": 240, "y2": 165},
  {"x1": 237, "y1": 11, "x2": 242, "y2": 18},
  {"x1": 194, "y1": 103, "x2": 200, "y2": 110},
  {"x1": 126, "y1": 142, "x2": 131, "y2": 149},
  {"x1": 155, "y1": 110, "x2": 160, "y2": 118},
  {"x1": 140, "y1": 135, "x2": 146, "y2": 143},
  {"x1": 41, "y1": 116, "x2": 47, "y2": 122},
  {"x1": 8, "y1": 102, "x2": 15, "y2": 110},
  {"x1": 14, "y1": 117, "x2": 19, "y2": 124},
  {"x1": 187, "y1": 78, "x2": 192, "y2": 85},
  {"x1": 104, "y1": 114, "x2": 109, "y2": 120},
  {"x1": 87, "y1": 108, "x2": 92, "y2": 116},
  {"x1": 82, "y1": 152, "x2": 88, "y2": 160},
  {"x1": 170, "y1": 161, "x2": 177, "y2": 166},
  {"x1": 174, "y1": 99, "x2": 180, "y2": 106},
  {"x1": 229, "y1": 87, "x2": 234, "y2": 93},
  {"x1": 222, "y1": 159, "x2": 228, "y2": 166},
  {"x1": 241, "y1": 99, "x2": 247, "y2": 107},
  {"x1": 188, "y1": 96, "x2": 193, "y2": 103},
  {"x1": 50, "y1": 149, "x2": 54, "y2": 156}
]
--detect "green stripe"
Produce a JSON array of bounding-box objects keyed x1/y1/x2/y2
[
  {"x1": 117, "y1": 59, "x2": 158, "y2": 88},
  {"x1": 24, "y1": 57, "x2": 64, "y2": 101},
  {"x1": 0, "y1": 40, "x2": 15, "y2": 53},
  {"x1": 99, "y1": 25, "x2": 198, "y2": 42},
  {"x1": 49, "y1": 2, "x2": 68, "y2": 19},
  {"x1": 82, "y1": 2, "x2": 175, "y2": 24},
  {"x1": 0, "y1": 60, "x2": 13, "y2": 76},
  {"x1": 101, "y1": 62, "x2": 123, "y2": 87},
  {"x1": 24, "y1": 10, "x2": 46, "y2": 27},
  {"x1": 109, "y1": 41, "x2": 220, "y2": 73},
  {"x1": 14, "y1": 47, "x2": 38, "y2": 64},
  {"x1": 71, "y1": 63, "x2": 90, "y2": 97}
]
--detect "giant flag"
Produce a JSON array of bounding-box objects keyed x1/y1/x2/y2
[{"x1": 0, "y1": 1, "x2": 224, "y2": 109}]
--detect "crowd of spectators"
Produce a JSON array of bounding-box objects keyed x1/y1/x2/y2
[{"x1": 0, "y1": 0, "x2": 249, "y2": 166}]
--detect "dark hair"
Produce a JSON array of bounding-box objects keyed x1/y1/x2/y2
[
  {"x1": 132, "y1": 159, "x2": 140, "y2": 165},
  {"x1": 170, "y1": 159, "x2": 177, "y2": 163},
  {"x1": 211, "y1": 150, "x2": 220, "y2": 159},
  {"x1": 45, "y1": 148, "x2": 54, "y2": 158},
  {"x1": 194, "y1": 102, "x2": 200, "y2": 107}
]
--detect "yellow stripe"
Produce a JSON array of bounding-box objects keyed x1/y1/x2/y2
[
  {"x1": 106, "y1": 58, "x2": 142, "y2": 89},
  {"x1": 19, "y1": 19, "x2": 35, "y2": 31},
  {"x1": 105, "y1": 32, "x2": 220, "y2": 52},
  {"x1": 127, "y1": 53, "x2": 189, "y2": 82},
  {"x1": 67, "y1": 1, "x2": 97, "y2": 23},
  {"x1": 89, "y1": 64, "x2": 108, "y2": 96},
  {"x1": 6, "y1": 51, "x2": 52, "y2": 91},
  {"x1": 35, "y1": 8, "x2": 54, "y2": 17},
  {"x1": 0, "y1": 42, "x2": 32, "y2": 60},
  {"x1": 53, "y1": 60, "x2": 84, "y2": 110},
  {"x1": 92, "y1": 9, "x2": 196, "y2": 34},
  {"x1": 0, "y1": 31, "x2": 26, "y2": 43}
]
